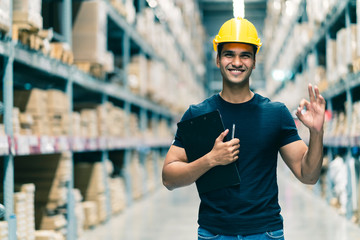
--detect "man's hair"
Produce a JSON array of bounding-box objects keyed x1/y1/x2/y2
[{"x1": 217, "y1": 43, "x2": 257, "y2": 58}]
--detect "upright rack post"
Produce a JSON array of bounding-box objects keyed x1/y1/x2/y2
[
  {"x1": 122, "y1": 33, "x2": 130, "y2": 90},
  {"x1": 62, "y1": 1, "x2": 77, "y2": 239},
  {"x1": 123, "y1": 101, "x2": 133, "y2": 205},
  {"x1": 344, "y1": 3, "x2": 355, "y2": 220},
  {"x1": 139, "y1": 107, "x2": 148, "y2": 195},
  {"x1": 63, "y1": 0, "x2": 72, "y2": 47},
  {"x1": 3, "y1": 0, "x2": 16, "y2": 238},
  {"x1": 101, "y1": 94, "x2": 112, "y2": 220},
  {"x1": 66, "y1": 81, "x2": 76, "y2": 240}
]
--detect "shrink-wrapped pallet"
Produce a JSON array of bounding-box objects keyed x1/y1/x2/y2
[
  {"x1": 326, "y1": 39, "x2": 337, "y2": 85},
  {"x1": 0, "y1": 0, "x2": 10, "y2": 32},
  {"x1": 13, "y1": 0, "x2": 43, "y2": 30},
  {"x1": 336, "y1": 28, "x2": 350, "y2": 79},
  {"x1": 72, "y1": 0, "x2": 107, "y2": 64}
]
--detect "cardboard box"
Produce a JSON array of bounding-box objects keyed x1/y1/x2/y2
[{"x1": 72, "y1": 1, "x2": 107, "y2": 64}]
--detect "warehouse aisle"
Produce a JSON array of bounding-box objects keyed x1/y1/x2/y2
[{"x1": 82, "y1": 172, "x2": 360, "y2": 240}]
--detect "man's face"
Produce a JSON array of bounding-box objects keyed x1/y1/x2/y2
[{"x1": 216, "y1": 43, "x2": 256, "y2": 86}]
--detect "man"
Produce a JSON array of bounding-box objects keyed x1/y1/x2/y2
[{"x1": 162, "y1": 17, "x2": 325, "y2": 240}]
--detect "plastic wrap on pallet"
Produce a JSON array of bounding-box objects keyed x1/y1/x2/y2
[
  {"x1": 72, "y1": 0, "x2": 107, "y2": 65},
  {"x1": 13, "y1": 0, "x2": 43, "y2": 30},
  {"x1": 0, "y1": 0, "x2": 10, "y2": 32}
]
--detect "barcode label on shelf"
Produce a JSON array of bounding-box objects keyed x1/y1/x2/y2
[
  {"x1": 0, "y1": 135, "x2": 9, "y2": 155},
  {"x1": 98, "y1": 137, "x2": 107, "y2": 149},
  {"x1": 72, "y1": 137, "x2": 86, "y2": 151},
  {"x1": 55, "y1": 136, "x2": 70, "y2": 152},
  {"x1": 86, "y1": 138, "x2": 98, "y2": 151},
  {"x1": 39, "y1": 136, "x2": 55, "y2": 154},
  {"x1": 28, "y1": 135, "x2": 40, "y2": 154},
  {"x1": 15, "y1": 135, "x2": 30, "y2": 155}
]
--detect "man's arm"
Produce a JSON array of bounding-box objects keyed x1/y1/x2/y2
[
  {"x1": 280, "y1": 133, "x2": 323, "y2": 184},
  {"x1": 280, "y1": 84, "x2": 325, "y2": 185},
  {"x1": 162, "y1": 129, "x2": 240, "y2": 190}
]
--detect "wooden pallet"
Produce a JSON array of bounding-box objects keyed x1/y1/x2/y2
[
  {"x1": 352, "y1": 57, "x2": 360, "y2": 74},
  {"x1": 110, "y1": 0, "x2": 127, "y2": 17},
  {"x1": 49, "y1": 43, "x2": 74, "y2": 65},
  {"x1": 12, "y1": 24, "x2": 42, "y2": 49},
  {"x1": 13, "y1": 25, "x2": 74, "y2": 65},
  {"x1": 75, "y1": 62, "x2": 106, "y2": 80}
]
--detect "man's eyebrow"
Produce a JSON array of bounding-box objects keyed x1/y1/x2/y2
[
  {"x1": 222, "y1": 50, "x2": 253, "y2": 55},
  {"x1": 222, "y1": 50, "x2": 234, "y2": 54}
]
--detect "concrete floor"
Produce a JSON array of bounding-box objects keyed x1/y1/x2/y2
[{"x1": 82, "y1": 170, "x2": 360, "y2": 240}]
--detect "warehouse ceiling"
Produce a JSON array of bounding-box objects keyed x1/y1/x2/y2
[{"x1": 197, "y1": 0, "x2": 268, "y2": 94}]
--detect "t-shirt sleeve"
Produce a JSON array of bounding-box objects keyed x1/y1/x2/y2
[
  {"x1": 172, "y1": 108, "x2": 193, "y2": 148},
  {"x1": 279, "y1": 105, "x2": 301, "y2": 148}
]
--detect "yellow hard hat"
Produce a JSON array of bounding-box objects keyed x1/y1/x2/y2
[{"x1": 213, "y1": 17, "x2": 262, "y2": 53}]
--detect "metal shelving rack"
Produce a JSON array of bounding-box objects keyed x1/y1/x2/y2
[
  {"x1": 0, "y1": 0, "x2": 193, "y2": 239},
  {"x1": 267, "y1": 0, "x2": 360, "y2": 223},
  {"x1": 267, "y1": 0, "x2": 355, "y2": 97}
]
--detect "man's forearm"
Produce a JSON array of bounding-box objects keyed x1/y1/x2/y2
[
  {"x1": 162, "y1": 154, "x2": 213, "y2": 190},
  {"x1": 301, "y1": 130, "x2": 324, "y2": 184}
]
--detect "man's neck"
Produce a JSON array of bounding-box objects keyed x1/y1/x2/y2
[{"x1": 220, "y1": 88, "x2": 254, "y2": 104}]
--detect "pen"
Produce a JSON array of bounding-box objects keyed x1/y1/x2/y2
[{"x1": 232, "y1": 124, "x2": 235, "y2": 139}]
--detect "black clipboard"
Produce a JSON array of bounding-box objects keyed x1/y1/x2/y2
[{"x1": 177, "y1": 110, "x2": 241, "y2": 193}]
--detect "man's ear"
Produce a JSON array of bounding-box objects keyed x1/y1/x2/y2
[
  {"x1": 253, "y1": 55, "x2": 256, "y2": 69},
  {"x1": 216, "y1": 54, "x2": 220, "y2": 68}
]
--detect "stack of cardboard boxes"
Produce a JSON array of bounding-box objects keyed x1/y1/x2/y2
[
  {"x1": 74, "y1": 162, "x2": 108, "y2": 224},
  {"x1": 145, "y1": 153, "x2": 156, "y2": 193},
  {"x1": 108, "y1": 177, "x2": 126, "y2": 214},
  {"x1": 0, "y1": 221, "x2": 8, "y2": 240},
  {"x1": 12, "y1": 153, "x2": 71, "y2": 239},
  {"x1": 34, "y1": 230, "x2": 63, "y2": 240},
  {"x1": 100, "y1": 103, "x2": 127, "y2": 138},
  {"x1": 81, "y1": 201, "x2": 98, "y2": 229},
  {"x1": 80, "y1": 110, "x2": 98, "y2": 138},
  {"x1": 47, "y1": 90, "x2": 70, "y2": 136},
  {"x1": 73, "y1": 189, "x2": 85, "y2": 237},
  {"x1": 13, "y1": 89, "x2": 70, "y2": 137},
  {"x1": 129, "y1": 151, "x2": 145, "y2": 200},
  {"x1": 14, "y1": 183, "x2": 36, "y2": 240}
]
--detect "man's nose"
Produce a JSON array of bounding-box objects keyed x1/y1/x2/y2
[{"x1": 232, "y1": 56, "x2": 243, "y2": 67}]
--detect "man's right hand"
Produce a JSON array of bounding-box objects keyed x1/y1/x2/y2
[{"x1": 207, "y1": 129, "x2": 240, "y2": 167}]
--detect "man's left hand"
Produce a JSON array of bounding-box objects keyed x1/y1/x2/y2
[{"x1": 296, "y1": 84, "x2": 326, "y2": 133}]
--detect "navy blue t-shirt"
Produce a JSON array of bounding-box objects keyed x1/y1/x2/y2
[{"x1": 173, "y1": 93, "x2": 301, "y2": 235}]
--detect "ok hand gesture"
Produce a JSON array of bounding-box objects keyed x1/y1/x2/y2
[{"x1": 296, "y1": 84, "x2": 326, "y2": 133}]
